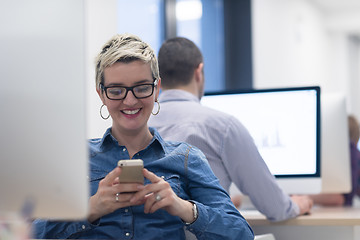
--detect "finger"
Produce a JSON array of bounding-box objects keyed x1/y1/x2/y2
[
  {"x1": 98, "y1": 167, "x2": 122, "y2": 189},
  {"x1": 143, "y1": 193, "x2": 156, "y2": 213},
  {"x1": 130, "y1": 185, "x2": 151, "y2": 204},
  {"x1": 309, "y1": 199, "x2": 314, "y2": 209},
  {"x1": 142, "y1": 168, "x2": 162, "y2": 183},
  {"x1": 130, "y1": 182, "x2": 163, "y2": 204},
  {"x1": 114, "y1": 192, "x2": 137, "y2": 203},
  {"x1": 130, "y1": 169, "x2": 166, "y2": 204},
  {"x1": 148, "y1": 191, "x2": 167, "y2": 214},
  {"x1": 104, "y1": 167, "x2": 122, "y2": 186},
  {"x1": 143, "y1": 191, "x2": 166, "y2": 214},
  {"x1": 114, "y1": 183, "x2": 144, "y2": 195}
]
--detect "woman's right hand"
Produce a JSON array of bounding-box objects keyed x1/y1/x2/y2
[{"x1": 87, "y1": 167, "x2": 145, "y2": 223}]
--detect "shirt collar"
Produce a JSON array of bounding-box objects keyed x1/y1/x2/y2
[
  {"x1": 98, "y1": 127, "x2": 166, "y2": 153},
  {"x1": 158, "y1": 89, "x2": 200, "y2": 104},
  {"x1": 99, "y1": 127, "x2": 115, "y2": 149},
  {"x1": 148, "y1": 127, "x2": 167, "y2": 152}
]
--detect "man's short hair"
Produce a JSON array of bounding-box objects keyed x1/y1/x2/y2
[{"x1": 158, "y1": 37, "x2": 203, "y2": 89}]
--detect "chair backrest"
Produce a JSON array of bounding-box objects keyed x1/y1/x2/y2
[
  {"x1": 186, "y1": 230, "x2": 276, "y2": 240},
  {"x1": 255, "y1": 233, "x2": 276, "y2": 240}
]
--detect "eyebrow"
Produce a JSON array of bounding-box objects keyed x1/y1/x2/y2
[{"x1": 106, "y1": 79, "x2": 153, "y2": 87}]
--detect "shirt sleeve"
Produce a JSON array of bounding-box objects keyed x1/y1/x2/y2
[
  {"x1": 220, "y1": 116, "x2": 299, "y2": 221},
  {"x1": 31, "y1": 218, "x2": 98, "y2": 239},
  {"x1": 184, "y1": 146, "x2": 254, "y2": 240},
  {"x1": 344, "y1": 142, "x2": 360, "y2": 205}
]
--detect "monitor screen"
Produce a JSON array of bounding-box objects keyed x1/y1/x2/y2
[
  {"x1": 0, "y1": 0, "x2": 89, "y2": 220},
  {"x1": 201, "y1": 86, "x2": 321, "y2": 194}
]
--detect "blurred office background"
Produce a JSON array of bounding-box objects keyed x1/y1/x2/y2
[{"x1": 85, "y1": 0, "x2": 360, "y2": 139}]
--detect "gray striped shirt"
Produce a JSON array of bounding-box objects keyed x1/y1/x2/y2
[{"x1": 149, "y1": 89, "x2": 299, "y2": 221}]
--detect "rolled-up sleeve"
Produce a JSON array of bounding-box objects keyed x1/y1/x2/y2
[{"x1": 221, "y1": 117, "x2": 299, "y2": 221}]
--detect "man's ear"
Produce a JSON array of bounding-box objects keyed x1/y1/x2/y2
[{"x1": 195, "y1": 63, "x2": 204, "y2": 83}]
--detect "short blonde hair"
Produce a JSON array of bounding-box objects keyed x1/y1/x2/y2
[{"x1": 95, "y1": 33, "x2": 159, "y2": 89}]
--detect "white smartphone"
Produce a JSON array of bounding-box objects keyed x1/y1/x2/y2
[{"x1": 117, "y1": 159, "x2": 144, "y2": 184}]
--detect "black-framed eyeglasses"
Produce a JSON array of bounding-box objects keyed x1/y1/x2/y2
[{"x1": 100, "y1": 79, "x2": 158, "y2": 100}]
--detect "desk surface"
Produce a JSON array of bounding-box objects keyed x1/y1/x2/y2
[{"x1": 241, "y1": 206, "x2": 360, "y2": 226}]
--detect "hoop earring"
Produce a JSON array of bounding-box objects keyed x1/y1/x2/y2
[
  {"x1": 151, "y1": 99, "x2": 160, "y2": 115},
  {"x1": 100, "y1": 104, "x2": 110, "y2": 120}
]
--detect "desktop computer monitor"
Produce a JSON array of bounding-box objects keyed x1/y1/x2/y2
[
  {"x1": 0, "y1": 0, "x2": 89, "y2": 220},
  {"x1": 321, "y1": 93, "x2": 351, "y2": 193},
  {"x1": 201, "y1": 86, "x2": 321, "y2": 194}
]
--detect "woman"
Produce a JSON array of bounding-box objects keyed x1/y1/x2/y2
[{"x1": 32, "y1": 33, "x2": 253, "y2": 239}]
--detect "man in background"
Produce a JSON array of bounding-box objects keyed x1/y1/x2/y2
[
  {"x1": 310, "y1": 115, "x2": 360, "y2": 206},
  {"x1": 148, "y1": 37, "x2": 313, "y2": 221}
]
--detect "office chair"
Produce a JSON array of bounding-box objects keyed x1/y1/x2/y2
[
  {"x1": 254, "y1": 233, "x2": 276, "y2": 240},
  {"x1": 185, "y1": 230, "x2": 276, "y2": 240}
]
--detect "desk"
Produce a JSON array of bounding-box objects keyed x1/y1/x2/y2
[{"x1": 241, "y1": 206, "x2": 360, "y2": 240}]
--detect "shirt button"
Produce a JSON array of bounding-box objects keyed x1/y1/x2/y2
[
  {"x1": 124, "y1": 208, "x2": 128, "y2": 213},
  {"x1": 125, "y1": 232, "x2": 130, "y2": 236},
  {"x1": 122, "y1": 148, "x2": 126, "y2": 152},
  {"x1": 81, "y1": 225, "x2": 86, "y2": 230},
  {"x1": 161, "y1": 176, "x2": 165, "y2": 179}
]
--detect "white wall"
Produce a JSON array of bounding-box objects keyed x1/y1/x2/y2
[
  {"x1": 85, "y1": 0, "x2": 117, "y2": 139},
  {"x1": 85, "y1": 0, "x2": 360, "y2": 136},
  {"x1": 252, "y1": 0, "x2": 360, "y2": 120},
  {"x1": 252, "y1": 0, "x2": 328, "y2": 88}
]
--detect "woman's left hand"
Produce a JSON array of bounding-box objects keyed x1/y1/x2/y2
[{"x1": 130, "y1": 168, "x2": 195, "y2": 223}]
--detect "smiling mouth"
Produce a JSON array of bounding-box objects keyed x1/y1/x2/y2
[{"x1": 122, "y1": 109, "x2": 140, "y2": 115}]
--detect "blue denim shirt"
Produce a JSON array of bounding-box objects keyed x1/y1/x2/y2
[{"x1": 32, "y1": 127, "x2": 253, "y2": 240}]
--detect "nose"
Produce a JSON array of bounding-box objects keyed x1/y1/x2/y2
[{"x1": 122, "y1": 89, "x2": 138, "y2": 105}]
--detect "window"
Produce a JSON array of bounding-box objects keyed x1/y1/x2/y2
[
  {"x1": 117, "y1": 0, "x2": 164, "y2": 54},
  {"x1": 117, "y1": 0, "x2": 252, "y2": 92},
  {"x1": 175, "y1": 0, "x2": 225, "y2": 91}
]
